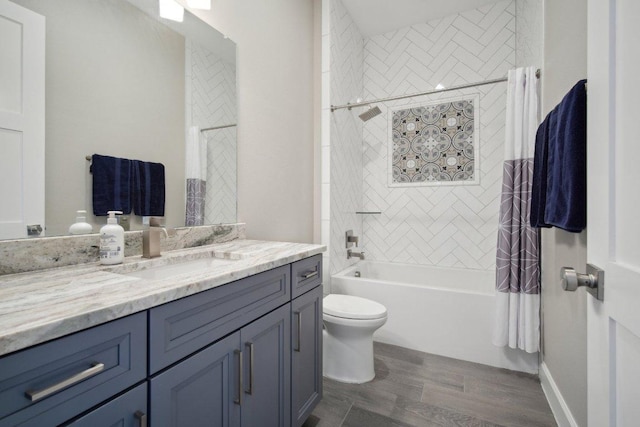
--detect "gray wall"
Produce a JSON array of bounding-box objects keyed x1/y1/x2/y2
[
  {"x1": 14, "y1": 0, "x2": 186, "y2": 235},
  {"x1": 541, "y1": 0, "x2": 588, "y2": 425},
  {"x1": 184, "y1": 0, "x2": 316, "y2": 243}
]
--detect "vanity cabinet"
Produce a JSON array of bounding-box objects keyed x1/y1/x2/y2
[
  {"x1": 291, "y1": 286, "x2": 323, "y2": 427},
  {"x1": 0, "y1": 254, "x2": 323, "y2": 427},
  {"x1": 0, "y1": 312, "x2": 147, "y2": 427}
]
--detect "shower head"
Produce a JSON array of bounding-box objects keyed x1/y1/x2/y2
[{"x1": 358, "y1": 106, "x2": 382, "y2": 122}]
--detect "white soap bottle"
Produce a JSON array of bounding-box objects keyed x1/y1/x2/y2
[
  {"x1": 100, "y1": 211, "x2": 125, "y2": 265},
  {"x1": 69, "y1": 210, "x2": 93, "y2": 235}
]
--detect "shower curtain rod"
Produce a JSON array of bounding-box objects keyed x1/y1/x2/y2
[
  {"x1": 200, "y1": 124, "x2": 237, "y2": 132},
  {"x1": 330, "y1": 68, "x2": 541, "y2": 112}
]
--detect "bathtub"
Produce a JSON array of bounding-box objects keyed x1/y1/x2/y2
[{"x1": 331, "y1": 261, "x2": 539, "y2": 373}]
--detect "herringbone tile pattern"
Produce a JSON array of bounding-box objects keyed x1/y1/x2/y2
[
  {"x1": 360, "y1": 1, "x2": 516, "y2": 270},
  {"x1": 329, "y1": 0, "x2": 364, "y2": 276},
  {"x1": 515, "y1": 0, "x2": 543, "y2": 68},
  {"x1": 188, "y1": 41, "x2": 237, "y2": 224}
]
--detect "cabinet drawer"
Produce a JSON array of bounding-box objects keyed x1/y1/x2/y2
[
  {"x1": 64, "y1": 382, "x2": 147, "y2": 427},
  {"x1": 149, "y1": 265, "x2": 290, "y2": 374},
  {"x1": 0, "y1": 312, "x2": 146, "y2": 427},
  {"x1": 291, "y1": 255, "x2": 322, "y2": 298}
]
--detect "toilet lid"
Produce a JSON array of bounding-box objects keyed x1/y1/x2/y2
[{"x1": 323, "y1": 294, "x2": 387, "y2": 320}]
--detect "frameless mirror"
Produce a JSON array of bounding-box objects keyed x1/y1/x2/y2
[{"x1": 4, "y1": 0, "x2": 236, "y2": 238}]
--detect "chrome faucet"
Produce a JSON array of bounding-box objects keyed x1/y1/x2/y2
[
  {"x1": 347, "y1": 249, "x2": 365, "y2": 260},
  {"x1": 142, "y1": 217, "x2": 176, "y2": 258}
]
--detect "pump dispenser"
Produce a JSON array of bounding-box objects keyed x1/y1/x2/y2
[{"x1": 100, "y1": 211, "x2": 124, "y2": 265}]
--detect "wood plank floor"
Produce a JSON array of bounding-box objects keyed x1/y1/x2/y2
[{"x1": 303, "y1": 342, "x2": 557, "y2": 427}]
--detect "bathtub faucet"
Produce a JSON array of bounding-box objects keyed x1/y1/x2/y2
[{"x1": 347, "y1": 249, "x2": 365, "y2": 260}]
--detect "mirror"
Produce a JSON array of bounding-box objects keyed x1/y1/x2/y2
[{"x1": 7, "y1": 0, "x2": 237, "y2": 238}]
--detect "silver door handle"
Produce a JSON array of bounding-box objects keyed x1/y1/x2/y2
[
  {"x1": 245, "y1": 342, "x2": 254, "y2": 395},
  {"x1": 561, "y1": 264, "x2": 605, "y2": 301},
  {"x1": 135, "y1": 411, "x2": 147, "y2": 427},
  {"x1": 301, "y1": 270, "x2": 318, "y2": 280},
  {"x1": 234, "y1": 349, "x2": 243, "y2": 405},
  {"x1": 26, "y1": 362, "x2": 105, "y2": 402},
  {"x1": 294, "y1": 311, "x2": 302, "y2": 352}
]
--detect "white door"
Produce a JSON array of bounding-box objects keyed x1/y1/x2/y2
[
  {"x1": 587, "y1": 0, "x2": 640, "y2": 425},
  {"x1": 0, "y1": 0, "x2": 45, "y2": 239}
]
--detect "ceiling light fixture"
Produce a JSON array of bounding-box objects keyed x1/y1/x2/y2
[
  {"x1": 159, "y1": 0, "x2": 184, "y2": 22},
  {"x1": 187, "y1": 0, "x2": 211, "y2": 10}
]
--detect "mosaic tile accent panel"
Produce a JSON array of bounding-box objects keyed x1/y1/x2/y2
[{"x1": 390, "y1": 95, "x2": 480, "y2": 186}]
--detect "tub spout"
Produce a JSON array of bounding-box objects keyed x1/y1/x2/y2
[{"x1": 347, "y1": 249, "x2": 365, "y2": 260}]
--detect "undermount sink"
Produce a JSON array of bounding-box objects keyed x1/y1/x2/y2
[{"x1": 124, "y1": 257, "x2": 238, "y2": 280}]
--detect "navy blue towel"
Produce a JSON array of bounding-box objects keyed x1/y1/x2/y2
[
  {"x1": 530, "y1": 111, "x2": 554, "y2": 228},
  {"x1": 91, "y1": 154, "x2": 133, "y2": 216},
  {"x1": 132, "y1": 160, "x2": 165, "y2": 216},
  {"x1": 530, "y1": 79, "x2": 587, "y2": 232}
]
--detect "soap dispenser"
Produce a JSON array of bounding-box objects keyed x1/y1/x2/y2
[
  {"x1": 69, "y1": 210, "x2": 93, "y2": 235},
  {"x1": 100, "y1": 211, "x2": 124, "y2": 265}
]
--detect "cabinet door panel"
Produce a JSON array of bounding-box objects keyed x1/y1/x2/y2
[
  {"x1": 241, "y1": 304, "x2": 291, "y2": 427},
  {"x1": 150, "y1": 333, "x2": 240, "y2": 427},
  {"x1": 291, "y1": 286, "x2": 323, "y2": 427}
]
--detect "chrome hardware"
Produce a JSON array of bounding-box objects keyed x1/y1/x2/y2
[
  {"x1": 561, "y1": 264, "x2": 605, "y2": 301},
  {"x1": 234, "y1": 349, "x2": 243, "y2": 405},
  {"x1": 135, "y1": 411, "x2": 147, "y2": 427},
  {"x1": 245, "y1": 342, "x2": 254, "y2": 395},
  {"x1": 301, "y1": 270, "x2": 319, "y2": 280},
  {"x1": 294, "y1": 311, "x2": 302, "y2": 352},
  {"x1": 345, "y1": 230, "x2": 359, "y2": 248},
  {"x1": 26, "y1": 362, "x2": 105, "y2": 402},
  {"x1": 142, "y1": 217, "x2": 176, "y2": 258},
  {"x1": 347, "y1": 249, "x2": 365, "y2": 260},
  {"x1": 354, "y1": 271, "x2": 361, "y2": 278},
  {"x1": 27, "y1": 224, "x2": 43, "y2": 236}
]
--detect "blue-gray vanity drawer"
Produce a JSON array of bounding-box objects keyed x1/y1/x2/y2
[
  {"x1": 149, "y1": 265, "x2": 290, "y2": 374},
  {"x1": 291, "y1": 255, "x2": 322, "y2": 298},
  {"x1": 0, "y1": 312, "x2": 146, "y2": 427}
]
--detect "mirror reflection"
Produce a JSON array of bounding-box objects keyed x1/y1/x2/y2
[{"x1": 2, "y1": 0, "x2": 237, "y2": 239}]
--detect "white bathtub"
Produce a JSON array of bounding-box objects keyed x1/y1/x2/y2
[{"x1": 331, "y1": 261, "x2": 538, "y2": 373}]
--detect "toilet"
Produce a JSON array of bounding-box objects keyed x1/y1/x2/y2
[{"x1": 322, "y1": 294, "x2": 388, "y2": 384}]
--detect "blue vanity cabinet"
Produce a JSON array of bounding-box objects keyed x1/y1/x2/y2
[
  {"x1": 240, "y1": 303, "x2": 291, "y2": 427},
  {"x1": 0, "y1": 312, "x2": 146, "y2": 427},
  {"x1": 150, "y1": 333, "x2": 241, "y2": 427},
  {"x1": 291, "y1": 285, "x2": 323, "y2": 427}
]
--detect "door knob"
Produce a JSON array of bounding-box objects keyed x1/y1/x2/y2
[{"x1": 560, "y1": 264, "x2": 605, "y2": 301}]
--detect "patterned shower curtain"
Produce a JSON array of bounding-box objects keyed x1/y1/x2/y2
[
  {"x1": 185, "y1": 126, "x2": 207, "y2": 226},
  {"x1": 493, "y1": 67, "x2": 540, "y2": 353}
]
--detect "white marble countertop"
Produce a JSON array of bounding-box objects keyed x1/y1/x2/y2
[{"x1": 0, "y1": 240, "x2": 325, "y2": 357}]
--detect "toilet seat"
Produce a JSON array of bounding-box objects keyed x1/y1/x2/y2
[{"x1": 323, "y1": 294, "x2": 387, "y2": 320}]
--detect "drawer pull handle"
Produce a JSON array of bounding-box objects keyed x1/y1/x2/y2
[
  {"x1": 294, "y1": 311, "x2": 302, "y2": 352},
  {"x1": 301, "y1": 270, "x2": 318, "y2": 280},
  {"x1": 245, "y1": 342, "x2": 254, "y2": 395},
  {"x1": 234, "y1": 349, "x2": 243, "y2": 405},
  {"x1": 26, "y1": 362, "x2": 105, "y2": 402},
  {"x1": 135, "y1": 410, "x2": 147, "y2": 427}
]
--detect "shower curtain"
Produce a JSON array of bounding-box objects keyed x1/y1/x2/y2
[
  {"x1": 493, "y1": 67, "x2": 540, "y2": 353},
  {"x1": 185, "y1": 126, "x2": 207, "y2": 226}
]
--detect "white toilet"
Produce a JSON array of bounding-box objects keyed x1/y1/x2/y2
[{"x1": 322, "y1": 294, "x2": 388, "y2": 384}]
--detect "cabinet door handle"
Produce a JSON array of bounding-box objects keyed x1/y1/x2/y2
[
  {"x1": 294, "y1": 311, "x2": 302, "y2": 352},
  {"x1": 135, "y1": 410, "x2": 147, "y2": 427},
  {"x1": 234, "y1": 349, "x2": 243, "y2": 405},
  {"x1": 245, "y1": 342, "x2": 254, "y2": 395},
  {"x1": 25, "y1": 362, "x2": 105, "y2": 402},
  {"x1": 301, "y1": 270, "x2": 318, "y2": 280}
]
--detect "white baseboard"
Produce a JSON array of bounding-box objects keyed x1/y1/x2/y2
[{"x1": 539, "y1": 362, "x2": 580, "y2": 427}]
